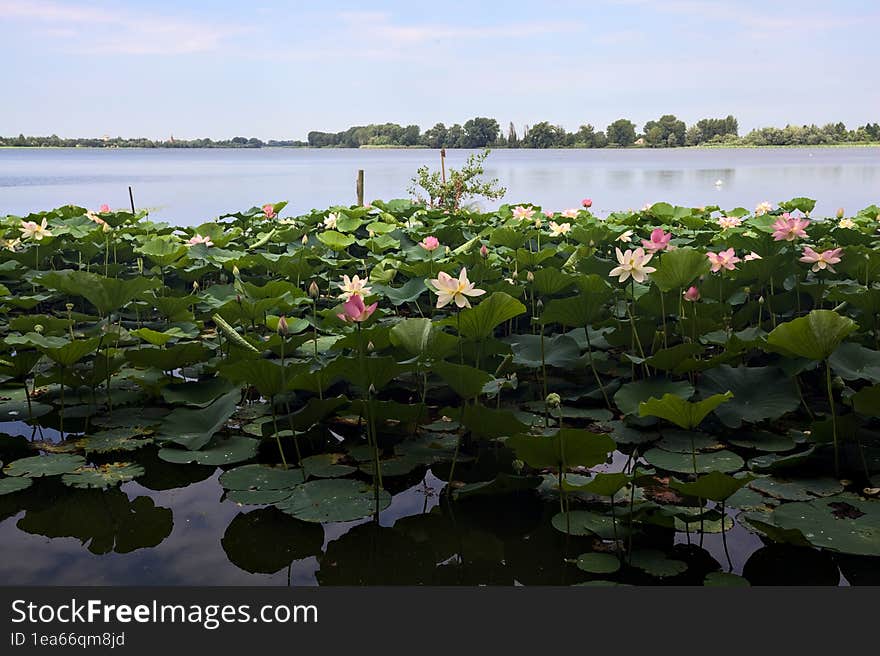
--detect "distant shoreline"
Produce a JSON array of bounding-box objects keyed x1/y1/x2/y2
[{"x1": 2, "y1": 143, "x2": 879, "y2": 151}]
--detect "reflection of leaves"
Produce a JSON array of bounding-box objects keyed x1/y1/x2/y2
[
  {"x1": 221, "y1": 507, "x2": 323, "y2": 574},
  {"x1": 61, "y1": 463, "x2": 144, "y2": 489},
  {"x1": 16, "y1": 488, "x2": 172, "y2": 554}
]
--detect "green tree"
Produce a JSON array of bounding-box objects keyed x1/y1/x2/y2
[
  {"x1": 606, "y1": 119, "x2": 637, "y2": 146},
  {"x1": 462, "y1": 117, "x2": 500, "y2": 148},
  {"x1": 643, "y1": 114, "x2": 686, "y2": 147},
  {"x1": 409, "y1": 149, "x2": 506, "y2": 211},
  {"x1": 522, "y1": 121, "x2": 567, "y2": 148},
  {"x1": 507, "y1": 122, "x2": 519, "y2": 148},
  {"x1": 421, "y1": 123, "x2": 448, "y2": 148}
]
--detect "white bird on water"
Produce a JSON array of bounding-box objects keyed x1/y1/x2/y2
[{"x1": 714, "y1": 179, "x2": 724, "y2": 187}]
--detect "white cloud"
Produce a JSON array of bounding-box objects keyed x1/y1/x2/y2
[{"x1": 0, "y1": 0, "x2": 246, "y2": 54}]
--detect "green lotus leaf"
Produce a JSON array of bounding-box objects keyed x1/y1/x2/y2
[
  {"x1": 433, "y1": 360, "x2": 493, "y2": 400},
  {"x1": 300, "y1": 453, "x2": 357, "y2": 479},
  {"x1": 125, "y1": 342, "x2": 213, "y2": 372},
  {"x1": 160, "y1": 378, "x2": 236, "y2": 407},
  {"x1": 155, "y1": 389, "x2": 239, "y2": 450},
  {"x1": 748, "y1": 476, "x2": 843, "y2": 501},
  {"x1": 851, "y1": 384, "x2": 880, "y2": 417},
  {"x1": 272, "y1": 396, "x2": 348, "y2": 434},
  {"x1": 316, "y1": 230, "x2": 356, "y2": 251},
  {"x1": 508, "y1": 333, "x2": 580, "y2": 369},
  {"x1": 37, "y1": 270, "x2": 160, "y2": 315},
  {"x1": 643, "y1": 448, "x2": 744, "y2": 474},
  {"x1": 531, "y1": 268, "x2": 576, "y2": 295},
  {"x1": 454, "y1": 292, "x2": 526, "y2": 341},
  {"x1": 748, "y1": 446, "x2": 816, "y2": 473},
  {"x1": 61, "y1": 462, "x2": 145, "y2": 489},
  {"x1": 4, "y1": 454, "x2": 86, "y2": 477},
  {"x1": 575, "y1": 552, "x2": 621, "y2": 575},
  {"x1": 541, "y1": 275, "x2": 611, "y2": 327},
  {"x1": 225, "y1": 489, "x2": 294, "y2": 505},
  {"x1": 614, "y1": 378, "x2": 694, "y2": 416},
  {"x1": 219, "y1": 464, "x2": 305, "y2": 491},
  {"x1": 217, "y1": 358, "x2": 295, "y2": 399},
  {"x1": 670, "y1": 471, "x2": 755, "y2": 502},
  {"x1": 373, "y1": 278, "x2": 428, "y2": 306},
  {"x1": 389, "y1": 317, "x2": 458, "y2": 360},
  {"x1": 829, "y1": 342, "x2": 880, "y2": 383},
  {"x1": 507, "y1": 429, "x2": 614, "y2": 469},
  {"x1": 770, "y1": 495, "x2": 880, "y2": 556},
  {"x1": 0, "y1": 476, "x2": 32, "y2": 495},
  {"x1": 638, "y1": 392, "x2": 733, "y2": 430},
  {"x1": 275, "y1": 478, "x2": 391, "y2": 523},
  {"x1": 0, "y1": 399, "x2": 53, "y2": 422},
  {"x1": 766, "y1": 309, "x2": 856, "y2": 361},
  {"x1": 699, "y1": 365, "x2": 799, "y2": 427},
  {"x1": 649, "y1": 247, "x2": 711, "y2": 292},
  {"x1": 704, "y1": 572, "x2": 750, "y2": 587},
  {"x1": 158, "y1": 435, "x2": 258, "y2": 466},
  {"x1": 629, "y1": 549, "x2": 688, "y2": 577},
  {"x1": 728, "y1": 430, "x2": 797, "y2": 452},
  {"x1": 76, "y1": 429, "x2": 153, "y2": 454},
  {"x1": 8, "y1": 333, "x2": 101, "y2": 367},
  {"x1": 448, "y1": 404, "x2": 530, "y2": 439},
  {"x1": 551, "y1": 510, "x2": 629, "y2": 539}
]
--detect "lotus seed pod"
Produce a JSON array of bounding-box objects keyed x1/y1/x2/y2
[
  {"x1": 34, "y1": 324, "x2": 44, "y2": 334},
  {"x1": 546, "y1": 393, "x2": 562, "y2": 408},
  {"x1": 65, "y1": 303, "x2": 74, "y2": 312}
]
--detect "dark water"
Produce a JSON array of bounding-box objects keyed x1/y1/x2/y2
[
  {"x1": 0, "y1": 420, "x2": 856, "y2": 586},
  {"x1": 1, "y1": 147, "x2": 878, "y2": 224}
]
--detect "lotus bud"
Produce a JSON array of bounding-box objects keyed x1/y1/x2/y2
[
  {"x1": 236, "y1": 294, "x2": 242, "y2": 305},
  {"x1": 467, "y1": 219, "x2": 473, "y2": 225},
  {"x1": 512, "y1": 459, "x2": 524, "y2": 474},
  {"x1": 534, "y1": 218, "x2": 542, "y2": 229},
  {"x1": 232, "y1": 265, "x2": 240, "y2": 278},
  {"x1": 832, "y1": 375, "x2": 845, "y2": 390},
  {"x1": 526, "y1": 271, "x2": 534, "y2": 283},
  {"x1": 445, "y1": 246, "x2": 451, "y2": 255},
  {"x1": 545, "y1": 393, "x2": 561, "y2": 409},
  {"x1": 536, "y1": 299, "x2": 544, "y2": 310},
  {"x1": 480, "y1": 244, "x2": 488, "y2": 258},
  {"x1": 511, "y1": 270, "x2": 518, "y2": 280},
  {"x1": 367, "y1": 341, "x2": 375, "y2": 352},
  {"x1": 759, "y1": 296, "x2": 765, "y2": 305},
  {"x1": 34, "y1": 324, "x2": 44, "y2": 334},
  {"x1": 277, "y1": 315, "x2": 289, "y2": 336},
  {"x1": 308, "y1": 281, "x2": 320, "y2": 298},
  {"x1": 369, "y1": 384, "x2": 377, "y2": 395},
  {"x1": 136, "y1": 257, "x2": 143, "y2": 274},
  {"x1": 368, "y1": 229, "x2": 375, "y2": 238},
  {"x1": 836, "y1": 208, "x2": 845, "y2": 219},
  {"x1": 302, "y1": 234, "x2": 309, "y2": 245},
  {"x1": 192, "y1": 281, "x2": 200, "y2": 292}
]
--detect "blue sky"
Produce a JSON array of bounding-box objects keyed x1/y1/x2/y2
[{"x1": 1, "y1": 0, "x2": 877, "y2": 140}]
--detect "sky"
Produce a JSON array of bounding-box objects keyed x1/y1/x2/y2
[{"x1": 1, "y1": 0, "x2": 878, "y2": 140}]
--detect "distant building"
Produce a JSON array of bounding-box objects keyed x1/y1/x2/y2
[{"x1": 634, "y1": 137, "x2": 646, "y2": 146}]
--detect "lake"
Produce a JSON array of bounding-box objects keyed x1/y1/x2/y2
[{"x1": 1, "y1": 147, "x2": 878, "y2": 223}]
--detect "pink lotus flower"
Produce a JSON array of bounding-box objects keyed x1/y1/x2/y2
[
  {"x1": 717, "y1": 216, "x2": 743, "y2": 230},
  {"x1": 99, "y1": 204, "x2": 111, "y2": 213},
  {"x1": 800, "y1": 246, "x2": 843, "y2": 273},
  {"x1": 429, "y1": 267, "x2": 486, "y2": 309},
  {"x1": 186, "y1": 234, "x2": 213, "y2": 247},
  {"x1": 706, "y1": 248, "x2": 741, "y2": 272},
  {"x1": 561, "y1": 208, "x2": 579, "y2": 218},
  {"x1": 772, "y1": 213, "x2": 810, "y2": 241},
  {"x1": 582, "y1": 198, "x2": 593, "y2": 208},
  {"x1": 19, "y1": 218, "x2": 52, "y2": 241},
  {"x1": 744, "y1": 251, "x2": 762, "y2": 261},
  {"x1": 512, "y1": 205, "x2": 536, "y2": 220},
  {"x1": 641, "y1": 228, "x2": 672, "y2": 253},
  {"x1": 338, "y1": 274, "x2": 372, "y2": 300},
  {"x1": 609, "y1": 247, "x2": 656, "y2": 283},
  {"x1": 683, "y1": 286, "x2": 701, "y2": 302},
  {"x1": 544, "y1": 210, "x2": 555, "y2": 219},
  {"x1": 420, "y1": 236, "x2": 440, "y2": 252},
  {"x1": 263, "y1": 204, "x2": 277, "y2": 219},
  {"x1": 337, "y1": 294, "x2": 378, "y2": 323}
]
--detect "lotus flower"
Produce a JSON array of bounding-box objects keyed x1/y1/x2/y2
[
  {"x1": 771, "y1": 213, "x2": 810, "y2": 241},
  {"x1": 683, "y1": 286, "x2": 701, "y2": 302},
  {"x1": 800, "y1": 246, "x2": 843, "y2": 273},
  {"x1": 543, "y1": 210, "x2": 555, "y2": 219},
  {"x1": 512, "y1": 205, "x2": 535, "y2": 221},
  {"x1": 99, "y1": 204, "x2": 111, "y2": 213},
  {"x1": 561, "y1": 208, "x2": 579, "y2": 218},
  {"x1": 717, "y1": 216, "x2": 743, "y2": 230},
  {"x1": 706, "y1": 248, "x2": 740, "y2": 272},
  {"x1": 616, "y1": 230, "x2": 634, "y2": 243},
  {"x1": 839, "y1": 218, "x2": 856, "y2": 229},
  {"x1": 641, "y1": 228, "x2": 672, "y2": 253},
  {"x1": 609, "y1": 247, "x2": 656, "y2": 283},
  {"x1": 338, "y1": 274, "x2": 372, "y2": 300},
  {"x1": 744, "y1": 251, "x2": 763, "y2": 261},
  {"x1": 186, "y1": 234, "x2": 213, "y2": 247},
  {"x1": 263, "y1": 204, "x2": 277, "y2": 219},
  {"x1": 755, "y1": 201, "x2": 773, "y2": 216},
  {"x1": 420, "y1": 236, "x2": 440, "y2": 252},
  {"x1": 548, "y1": 221, "x2": 571, "y2": 237},
  {"x1": 337, "y1": 294, "x2": 377, "y2": 323},
  {"x1": 429, "y1": 267, "x2": 486, "y2": 309},
  {"x1": 323, "y1": 212, "x2": 339, "y2": 229},
  {"x1": 20, "y1": 218, "x2": 52, "y2": 241},
  {"x1": 1, "y1": 238, "x2": 21, "y2": 252},
  {"x1": 582, "y1": 198, "x2": 593, "y2": 208}
]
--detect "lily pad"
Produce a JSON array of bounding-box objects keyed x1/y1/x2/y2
[
  {"x1": 575, "y1": 552, "x2": 621, "y2": 575},
  {"x1": 158, "y1": 435, "x2": 258, "y2": 466},
  {"x1": 226, "y1": 489, "x2": 295, "y2": 505},
  {"x1": 62, "y1": 463, "x2": 145, "y2": 489},
  {"x1": 643, "y1": 448, "x2": 744, "y2": 474},
  {"x1": 0, "y1": 476, "x2": 32, "y2": 495},
  {"x1": 300, "y1": 453, "x2": 357, "y2": 479},
  {"x1": 699, "y1": 365, "x2": 799, "y2": 428},
  {"x1": 629, "y1": 549, "x2": 688, "y2": 578},
  {"x1": 728, "y1": 431, "x2": 796, "y2": 452},
  {"x1": 749, "y1": 477, "x2": 844, "y2": 501},
  {"x1": 551, "y1": 510, "x2": 628, "y2": 539},
  {"x1": 704, "y1": 572, "x2": 750, "y2": 587},
  {"x1": 613, "y1": 378, "x2": 694, "y2": 416},
  {"x1": 76, "y1": 429, "x2": 153, "y2": 454},
  {"x1": 771, "y1": 495, "x2": 880, "y2": 556},
  {"x1": 4, "y1": 454, "x2": 86, "y2": 478},
  {"x1": 276, "y1": 479, "x2": 391, "y2": 523},
  {"x1": 221, "y1": 508, "x2": 324, "y2": 574},
  {"x1": 219, "y1": 464, "x2": 305, "y2": 491},
  {"x1": 0, "y1": 399, "x2": 53, "y2": 422}
]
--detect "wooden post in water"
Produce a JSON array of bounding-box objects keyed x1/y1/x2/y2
[
  {"x1": 128, "y1": 186, "x2": 136, "y2": 214},
  {"x1": 356, "y1": 170, "x2": 364, "y2": 206},
  {"x1": 440, "y1": 148, "x2": 446, "y2": 184}
]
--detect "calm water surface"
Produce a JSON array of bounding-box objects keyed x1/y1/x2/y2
[{"x1": 1, "y1": 147, "x2": 878, "y2": 223}]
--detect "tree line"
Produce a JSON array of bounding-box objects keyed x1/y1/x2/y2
[{"x1": 4, "y1": 115, "x2": 879, "y2": 149}]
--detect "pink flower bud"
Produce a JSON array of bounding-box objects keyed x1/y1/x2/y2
[
  {"x1": 480, "y1": 244, "x2": 488, "y2": 258},
  {"x1": 581, "y1": 198, "x2": 593, "y2": 208},
  {"x1": 683, "y1": 286, "x2": 701, "y2": 302},
  {"x1": 420, "y1": 236, "x2": 440, "y2": 252}
]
